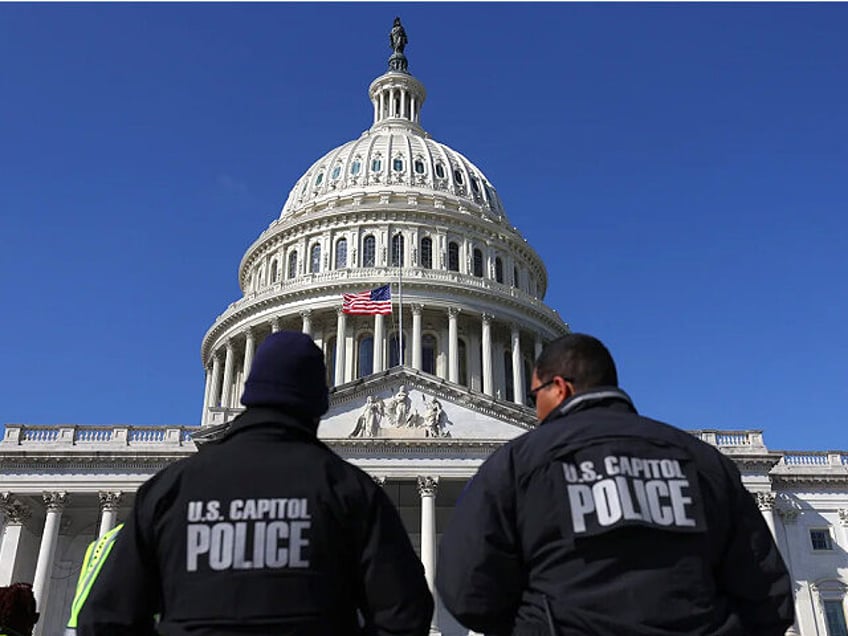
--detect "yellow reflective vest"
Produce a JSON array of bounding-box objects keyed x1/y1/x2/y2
[{"x1": 65, "y1": 523, "x2": 124, "y2": 631}]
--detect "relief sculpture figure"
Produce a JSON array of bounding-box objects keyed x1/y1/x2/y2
[{"x1": 349, "y1": 396, "x2": 384, "y2": 438}]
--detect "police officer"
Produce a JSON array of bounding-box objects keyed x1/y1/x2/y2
[
  {"x1": 436, "y1": 333, "x2": 794, "y2": 636},
  {"x1": 65, "y1": 524, "x2": 123, "y2": 634},
  {"x1": 79, "y1": 331, "x2": 433, "y2": 635}
]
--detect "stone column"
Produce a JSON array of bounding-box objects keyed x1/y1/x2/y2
[
  {"x1": 481, "y1": 313, "x2": 494, "y2": 396},
  {"x1": 98, "y1": 491, "x2": 123, "y2": 538},
  {"x1": 511, "y1": 325, "x2": 525, "y2": 405},
  {"x1": 220, "y1": 340, "x2": 236, "y2": 409},
  {"x1": 754, "y1": 492, "x2": 777, "y2": 539},
  {"x1": 271, "y1": 317, "x2": 280, "y2": 333},
  {"x1": 300, "y1": 310, "x2": 313, "y2": 337},
  {"x1": 374, "y1": 313, "x2": 385, "y2": 373},
  {"x1": 448, "y1": 308, "x2": 460, "y2": 383},
  {"x1": 201, "y1": 364, "x2": 213, "y2": 423},
  {"x1": 208, "y1": 353, "x2": 222, "y2": 411},
  {"x1": 239, "y1": 328, "x2": 255, "y2": 403},
  {"x1": 0, "y1": 494, "x2": 32, "y2": 585},
  {"x1": 32, "y1": 492, "x2": 67, "y2": 610},
  {"x1": 411, "y1": 304, "x2": 423, "y2": 370},
  {"x1": 418, "y1": 476, "x2": 439, "y2": 633},
  {"x1": 335, "y1": 308, "x2": 347, "y2": 386},
  {"x1": 534, "y1": 335, "x2": 543, "y2": 361}
]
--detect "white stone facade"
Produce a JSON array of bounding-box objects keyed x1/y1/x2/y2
[{"x1": 1, "y1": 26, "x2": 847, "y2": 636}]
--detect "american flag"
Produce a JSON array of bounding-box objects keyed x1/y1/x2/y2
[{"x1": 342, "y1": 284, "x2": 392, "y2": 315}]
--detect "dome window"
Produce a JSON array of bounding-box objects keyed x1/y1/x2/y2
[
  {"x1": 288, "y1": 251, "x2": 299, "y2": 279},
  {"x1": 371, "y1": 158, "x2": 382, "y2": 172},
  {"x1": 420, "y1": 237, "x2": 433, "y2": 269},
  {"x1": 414, "y1": 160, "x2": 425, "y2": 174},
  {"x1": 495, "y1": 257, "x2": 504, "y2": 284},
  {"x1": 471, "y1": 177, "x2": 480, "y2": 193},
  {"x1": 393, "y1": 158, "x2": 404, "y2": 172},
  {"x1": 473, "y1": 248, "x2": 484, "y2": 278},
  {"x1": 310, "y1": 244, "x2": 321, "y2": 274},
  {"x1": 315, "y1": 173, "x2": 324, "y2": 186},
  {"x1": 435, "y1": 163, "x2": 445, "y2": 179},
  {"x1": 362, "y1": 235, "x2": 376, "y2": 267},
  {"x1": 391, "y1": 233, "x2": 405, "y2": 266},
  {"x1": 513, "y1": 266, "x2": 520, "y2": 288},
  {"x1": 453, "y1": 169, "x2": 464, "y2": 185},
  {"x1": 335, "y1": 238, "x2": 347, "y2": 269},
  {"x1": 448, "y1": 242, "x2": 460, "y2": 272},
  {"x1": 422, "y1": 334, "x2": 437, "y2": 375},
  {"x1": 351, "y1": 160, "x2": 361, "y2": 175},
  {"x1": 358, "y1": 335, "x2": 374, "y2": 378},
  {"x1": 331, "y1": 166, "x2": 341, "y2": 180}
]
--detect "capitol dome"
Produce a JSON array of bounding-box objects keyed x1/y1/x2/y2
[{"x1": 199, "y1": 21, "x2": 569, "y2": 423}]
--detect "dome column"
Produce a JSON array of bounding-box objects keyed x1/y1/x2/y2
[
  {"x1": 301, "y1": 310, "x2": 313, "y2": 337},
  {"x1": 511, "y1": 325, "x2": 525, "y2": 406},
  {"x1": 208, "y1": 353, "x2": 222, "y2": 415},
  {"x1": 201, "y1": 363, "x2": 213, "y2": 424},
  {"x1": 220, "y1": 340, "x2": 236, "y2": 408},
  {"x1": 535, "y1": 335, "x2": 543, "y2": 361},
  {"x1": 411, "y1": 304, "x2": 423, "y2": 370},
  {"x1": 374, "y1": 314, "x2": 385, "y2": 372},
  {"x1": 335, "y1": 308, "x2": 347, "y2": 386},
  {"x1": 481, "y1": 313, "x2": 494, "y2": 396},
  {"x1": 239, "y1": 329, "x2": 256, "y2": 404},
  {"x1": 448, "y1": 308, "x2": 460, "y2": 383}
]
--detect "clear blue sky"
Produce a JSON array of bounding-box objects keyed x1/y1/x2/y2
[{"x1": 1, "y1": 3, "x2": 845, "y2": 451}]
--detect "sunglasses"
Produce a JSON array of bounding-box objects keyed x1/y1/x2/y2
[{"x1": 526, "y1": 376, "x2": 573, "y2": 406}]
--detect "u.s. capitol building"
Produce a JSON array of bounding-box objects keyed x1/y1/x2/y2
[{"x1": 1, "y1": 20, "x2": 846, "y2": 636}]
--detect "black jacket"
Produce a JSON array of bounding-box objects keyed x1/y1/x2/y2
[
  {"x1": 436, "y1": 388, "x2": 794, "y2": 636},
  {"x1": 78, "y1": 407, "x2": 433, "y2": 636}
]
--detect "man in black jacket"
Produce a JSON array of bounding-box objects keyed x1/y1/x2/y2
[
  {"x1": 79, "y1": 331, "x2": 433, "y2": 636},
  {"x1": 437, "y1": 333, "x2": 793, "y2": 636}
]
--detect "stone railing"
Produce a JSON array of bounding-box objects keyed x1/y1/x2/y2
[
  {"x1": 692, "y1": 430, "x2": 766, "y2": 449},
  {"x1": 1, "y1": 424, "x2": 197, "y2": 449},
  {"x1": 780, "y1": 452, "x2": 848, "y2": 467}
]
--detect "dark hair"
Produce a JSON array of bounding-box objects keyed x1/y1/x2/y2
[
  {"x1": 0, "y1": 582, "x2": 38, "y2": 635},
  {"x1": 534, "y1": 333, "x2": 618, "y2": 391}
]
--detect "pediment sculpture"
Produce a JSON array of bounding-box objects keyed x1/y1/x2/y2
[{"x1": 348, "y1": 385, "x2": 452, "y2": 439}]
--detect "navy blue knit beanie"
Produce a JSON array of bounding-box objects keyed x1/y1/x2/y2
[{"x1": 240, "y1": 331, "x2": 329, "y2": 418}]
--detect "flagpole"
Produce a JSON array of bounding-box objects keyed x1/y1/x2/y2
[{"x1": 398, "y1": 237, "x2": 404, "y2": 367}]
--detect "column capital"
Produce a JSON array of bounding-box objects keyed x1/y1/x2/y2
[
  {"x1": 776, "y1": 506, "x2": 799, "y2": 523},
  {"x1": 0, "y1": 493, "x2": 32, "y2": 524},
  {"x1": 371, "y1": 475, "x2": 387, "y2": 487},
  {"x1": 510, "y1": 322, "x2": 521, "y2": 334},
  {"x1": 98, "y1": 491, "x2": 123, "y2": 512},
  {"x1": 271, "y1": 317, "x2": 281, "y2": 332},
  {"x1": 225, "y1": 339, "x2": 235, "y2": 352},
  {"x1": 411, "y1": 303, "x2": 423, "y2": 315},
  {"x1": 299, "y1": 309, "x2": 313, "y2": 320},
  {"x1": 838, "y1": 508, "x2": 848, "y2": 527},
  {"x1": 417, "y1": 475, "x2": 439, "y2": 497},
  {"x1": 336, "y1": 307, "x2": 346, "y2": 318},
  {"x1": 242, "y1": 327, "x2": 255, "y2": 341},
  {"x1": 753, "y1": 491, "x2": 776, "y2": 511},
  {"x1": 42, "y1": 491, "x2": 68, "y2": 512},
  {"x1": 481, "y1": 312, "x2": 494, "y2": 324},
  {"x1": 447, "y1": 307, "x2": 461, "y2": 319}
]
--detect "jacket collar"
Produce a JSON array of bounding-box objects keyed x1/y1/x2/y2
[
  {"x1": 219, "y1": 406, "x2": 319, "y2": 443},
  {"x1": 543, "y1": 386, "x2": 637, "y2": 425}
]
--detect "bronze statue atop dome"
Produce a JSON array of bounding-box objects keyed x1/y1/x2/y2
[{"x1": 388, "y1": 17, "x2": 409, "y2": 73}]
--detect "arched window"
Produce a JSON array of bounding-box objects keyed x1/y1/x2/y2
[
  {"x1": 435, "y1": 163, "x2": 445, "y2": 179},
  {"x1": 288, "y1": 250, "x2": 298, "y2": 279},
  {"x1": 325, "y1": 337, "x2": 336, "y2": 385},
  {"x1": 335, "y1": 238, "x2": 347, "y2": 269},
  {"x1": 351, "y1": 159, "x2": 361, "y2": 175},
  {"x1": 270, "y1": 260, "x2": 278, "y2": 283},
  {"x1": 420, "y1": 237, "x2": 433, "y2": 269},
  {"x1": 310, "y1": 244, "x2": 321, "y2": 274},
  {"x1": 371, "y1": 158, "x2": 382, "y2": 172},
  {"x1": 315, "y1": 173, "x2": 324, "y2": 185},
  {"x1": 454, "y1": 169, "x2": 464, "y2": 185},
  {"x1": 422, "y1": 334, "x2": 437, "y2": 375},
  {"x1": 393, "y1": 158, "x2": 404, "y2": 172},
  {"x1": 391, "y1": 234, "x2": 405, "y2": 267},
  {"x1": 331, "y1": 165, "x2": 341, "y2": 180},
  {"x1": 362, "y1": 235, "x2": 376, "y2": 267},
  {"x1": 389, "y1": 332, "x2": 407, "y2": 368},
  {"x1": 458, "y1": 339, "x2": 468, "y2": 387},
  {"x1": 358, "y1": 336, "x2": 374, "y2": 378},
  {"x1": 448, "y1": 242, "x2": 460, "y2": 272},
  {"x1": 504, "y1": 350, "x2": 514, "y2": 402},
  {"x1": 471, "y1": 177, "x2": 480, "y2": 193},
  {"x1": 513, "y1": 266, "x2": 520, "y2": 288},
  {"x1": 495, "y1": 257, "x2": 504, "y2": 283},
  {"x1": 414, "y1": 160, "x2": 425, "y2": 174},
  {"x1": 473, "y1": 248, "x2": 484, "y2": 277}
]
